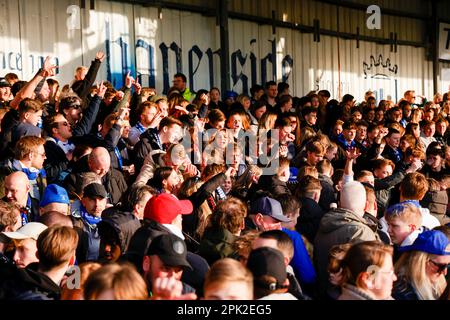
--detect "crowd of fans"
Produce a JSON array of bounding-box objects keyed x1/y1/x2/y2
[{"x1": 0, "y1": 51, "x2": 449, "y2": 300}]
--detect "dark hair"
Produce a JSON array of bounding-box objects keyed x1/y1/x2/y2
[
  {"x1": 274, "y1": 115, "x2": 291, "y2": 128},
  {"x1": 59, "y1": 95, "x2": 82, "y2": 110},
  {"x1": 149, "y1": 167, "x2": 174, "y2": 190},
  {"x1": 277, "y1": 82, "x2": 289, "y2": 94},
  {"x1": 343, "y1": 120, "x2": 358, "y2": 131},
  {"x1": 275, "y1": 194, "x2": 300, "y2": 215},
  {"x1": 250, "y1": 84, "x2": 264, "y2": 97},
  {"x1": 265, "y1": 81, "x2": 277, "y2": 89},
  {"x1": 342, "y1": 94, "x2": 354, "y2": 104},
  {"x1": 174, "y1": 73, "x2": 187, "y2": 83},
  {"x1": 11, "y1": 81, "x2": 27, "y2": 97},
  {"x1": 302, "y1": 105, "x2": 316, "y2": 117},
  {"x1": 318, "y1": 90, "x2": 331, "y2": 98},
  {"x1": 126, "y1": 184, "x2": 157, "y2": 209}
]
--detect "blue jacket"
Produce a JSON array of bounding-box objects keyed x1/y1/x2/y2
[{"x1": 282, "y1": 228, "x2": 317, "y2": 286}]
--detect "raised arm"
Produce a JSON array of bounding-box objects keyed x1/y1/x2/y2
[{"x1": 10, "y1": 56, "x2": 57, "y2": 109}]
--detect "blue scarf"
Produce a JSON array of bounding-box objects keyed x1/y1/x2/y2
[
  {"x1": 22, "y1": 167, "x2": 46, "y2": 181},
  {"x1": 20, "y1": 196, "x2": 32, "y2": 226},
  {"x1": 81, "y1": 206, "x2": 102, "y2": 226},
  {"x1": 114, "y1": 147, "x2": 123, "y2": 170},
  {"x1": 135, "y1": 122, "x2": 146, "y2": 134}
]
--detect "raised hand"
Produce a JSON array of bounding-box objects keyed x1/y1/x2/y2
[
  {"x1": 118, "y1": 107, "x2": 130, "y2": 120},
  {"x1": 148, "y1": 110, "x2": 165, "y2": 128},
  {"x1": 125, "y1": 71, "x2": 135, "y2": 88},
  {"x1": 279, "y1": 145, "x2": 288, "y2": 157},
  {"x1": 96, "y1": 81, "x2": 107, "y2": 99},
  {"x1": 346, "y1": 146, "x2": 361, "y2": 160},
  {"x1": 184, "y1": 164, "x2": 198, "y2": 178},
  {"x1": 151, "y1": 277, "x2": 197, "y2": 300},
  {"x1": 225, "y1": 166, "x2": 236, "y2": 178},
  {"x1": 41, "y1": 56, "x2": 57, "y2": 77},
  {"x1": 133, "y1": 80, "x2": 142, "y2": 95},
  {"x1": 200, "y1": 93, "x2": 209, "y2": 106},
  {"x1": 115, "y1": 90, "x2": 125, "y2": 100},
  {"x1": 95, "y1": 51, "x2": 106, "y2": 62},
  {"x1": 174, "y1": 105, "x2": 189, "y2": 115}
]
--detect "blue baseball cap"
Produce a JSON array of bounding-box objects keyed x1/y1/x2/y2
[
  {"x1": 225, "y1": 90, "x2": 238, "y2": 100},
  {"x1": 399, "y1": 230, "x2": 450, "y2": 256},
  {"x1": 250, "y1": 196, "x2": 291, "y2": 223},
  {"x1": 40, "y1": 184, "x2": 70, "y2": 207}
]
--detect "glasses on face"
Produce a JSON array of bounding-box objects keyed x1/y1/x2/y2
[
  {"x1": 70, "y1": 104, "x2": 81, "y2": 110},
  {"x1": 429, "y1": 260, "x2": 449, "y2": 273}
]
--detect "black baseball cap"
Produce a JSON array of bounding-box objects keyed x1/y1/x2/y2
[
  {"x1": 250, "y1": 196, "x2": 291, "y2": 223},
  {"x1": 83, "y1": 183, "x2": 108, "y2": 199},
  {"x1": 247, "y1": 247, "x2": 287, "y2": 290},
  {"x1": 147, "y1": 234, "x2": 192, "y2": 270}
]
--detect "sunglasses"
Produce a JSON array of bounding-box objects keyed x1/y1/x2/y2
[{"x1": 429, "y1": 260, "x2": 449, "y2": 273}]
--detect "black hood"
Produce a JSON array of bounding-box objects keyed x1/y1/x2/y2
[
  {"x1": 13, "y1": 263, "x2": 61, "y2": 300},
  {"x1": 99, "y1": 208, "x2": 142, "y2": 253}
]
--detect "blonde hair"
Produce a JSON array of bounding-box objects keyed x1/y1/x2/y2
[
  {"x1": 384, "y1": 203, "x2": 422, "y2": 228},
  {"x1": 84, "y1": 263, "x2": 148, "y2": 300},
  {"x1": 204, "y1": 258, "x2": 253, "y2": 296},
  {"x1": 395, "y1": 250, "x2": 448, "y2": 300}
]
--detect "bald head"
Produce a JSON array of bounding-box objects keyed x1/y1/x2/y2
[
  {"x1": 88, "y1": 147, "x2": 111, "y2": 178},
  {"x1": 4, "y1": 172, "x2": 31, "y2": 207},
  {"x1": 339, "y1": 181, "x2": 367, "y2": 216}
]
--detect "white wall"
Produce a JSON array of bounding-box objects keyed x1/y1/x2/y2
[{"x1": 0, "y1": 0, "x2": 438, "y2": 102}]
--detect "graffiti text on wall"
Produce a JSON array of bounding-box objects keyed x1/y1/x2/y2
[
  {"x1": 0, "y1": 52, "x2": 60, "y2": 76},
  {"x1": 363, "y1": 54, "x2": 398, "y2": 79},
  {"x1": 106, "y1": 22, "x2": 293, "y2": 95}
]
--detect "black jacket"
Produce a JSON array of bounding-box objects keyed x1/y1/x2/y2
[
  {"x1": 0, "y1": 262, "x2": 61, "y2": 300},
  {"x1": 318, "y1": 174, "x2": 336, "y2": 211},
  {"x1": 98, "y1": 208, "x2": 141, "y2": 254},
  {"x1": 44, "y1": 95, "x2": 105, "y2": 183},
  {"x1": 182, "y1": 173, "x2": 226, "y2": 251},
  {"x1": 392, "y1": 277, "x2": 420, "y2": 300},
  {"x1": 63, "y1": 155, "x2": 127, "y2": 205},
  {"x1": 125, "y1": 220, "x2": 172, "y2": 273},
  {"x1": 256, "y1": 175, "x2": 292, "y2": 198},
  {"x1": 0, "y1": 108, "x2": 19, "y2": 160},
  {"x1": 296, "y1": 197, "x2": 325, "y2": 244},
  {"x1": 72, "y1": 123, "x2": 123, "y2": 171},
  {"x1": 133, "y1": 128, "x2": 163, "y2": 173},
  {"x1": 71, "y1": 58, "x2": 102, "y2": 102}
]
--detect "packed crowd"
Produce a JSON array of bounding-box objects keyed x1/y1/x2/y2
[{"x1": 0, "y1": 52, "x2": 449, "y2": 300}]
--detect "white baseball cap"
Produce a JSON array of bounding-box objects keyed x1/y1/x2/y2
[{"x1": 2, "y1": 222, "x2": 48, "y2": 241}]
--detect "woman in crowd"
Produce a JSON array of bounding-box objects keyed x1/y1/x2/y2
[
  {"x1": 338, "y1": 241, "x2": 396, "y2": 300},
  {"x1": 393, "y1": 230, "x2": 450, "y2": 300}
]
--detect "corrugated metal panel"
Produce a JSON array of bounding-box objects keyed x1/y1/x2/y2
[
  {"x1": 0, "y1": 0, "x2": 442, "y2": 103},
  {"x1": 229, "y1": 0, "x2": 427, "y2": 43}
]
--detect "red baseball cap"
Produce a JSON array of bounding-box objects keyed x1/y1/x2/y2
[{"x1": 144, "y1": 193, "x2": 193, "y2": 224}]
